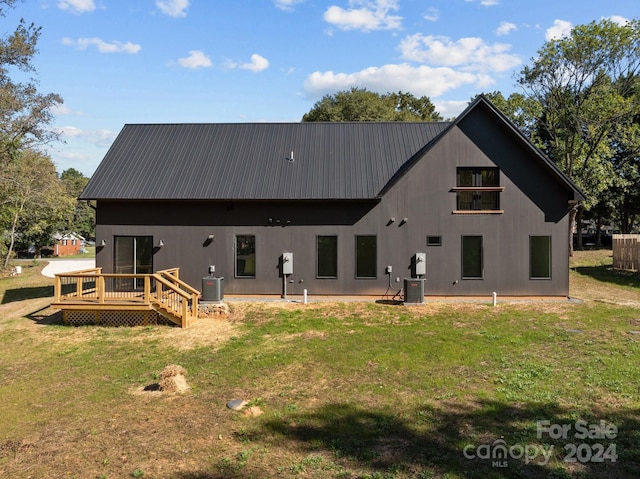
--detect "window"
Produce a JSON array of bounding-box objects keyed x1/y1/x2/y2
[
  {"x1": 462, "y1": 235, "x2": 483, "y2": 279},
  {"x1": 355, "y1": 235, "x2": 377, "y2": 278},
  {"x1": 454, "y1": 167, "x2": 503, "y2": 212},
  {"x1": 235, "y1": 235, "x2": 256, "y2": 278},
  {"x1": 427, "y1": 235, "x2": 442, "y2": 246},
  {"x1": 317, "y1": 235, "x2": 338, "y2": 278},
  {"x1": 530, "y1": 235, "x2": 551, "y2": 279}
]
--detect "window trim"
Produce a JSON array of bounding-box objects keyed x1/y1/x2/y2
[
  {"x1": 235, "y1": 234, "x2": 256, "y2": 279},
  {"x1": 316, "y1": 235, "x2": 338, "y2": 279},
  {"x1": 530, "y1": 235, "x2": 552, "y2": 280},
  {"x1": 355, "y1": 235, "x2": 377, "y2": 279},
  {"x1": 461, "y1": 235, "x2": 484, "y2": 280}
]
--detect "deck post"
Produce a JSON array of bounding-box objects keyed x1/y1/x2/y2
[
  {"x1": 98, "y1": 275, "x2": 105, "y2": 303},
  {"x1": 191, "y1": 292, "x2": 198, "y2": 317},
  {"x1": 181, "y1": 298, "x2": 188, "y2": 328},
  {"x1": 54, "y1": 275, "x2": 61, "y2": 303},
  {"x1": 144, "y1": 275, "x2": 151, "y2": 304}
]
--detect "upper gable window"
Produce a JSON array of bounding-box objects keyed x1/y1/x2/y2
[{"x1": 453, "y1": 167, "x2": 504, "y2": 214}]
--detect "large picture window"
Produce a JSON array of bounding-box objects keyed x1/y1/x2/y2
[
  {"x1": 355, "y1": 235, "x2": 377, "y2": 279},
  {"x1": 462, "y1": 235, "x2": 483, "y2": 279},
  {"x1": 235, "y1": 235, "x2": 256, "y2": 278},
  {"x1": 530, "y1": 235, "x2": 551, "y2": 279},
  {"x1": 454, "y1": 167, "x2": 502, "y2": 212},
  {"x1": 317, "y1": 235, "x2": 338, "y2": 278}
]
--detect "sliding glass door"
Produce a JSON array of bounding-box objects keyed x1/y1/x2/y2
[{"x1": 114, "y1": 236, "x2": 153, "y2": 290}]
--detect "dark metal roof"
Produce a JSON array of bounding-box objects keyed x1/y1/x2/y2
[{"x1": 80, "y1": 122, "x2": 451, "y2": 200}]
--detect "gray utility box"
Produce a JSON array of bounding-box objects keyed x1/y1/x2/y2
[
  {"x1": 282, "y1": 252, "x2": 293, "y2": 275},
  {"x1": 202, "y1": 276, "x2": 224, "y2": 302},
  {"x1": 404, "y1": 278, "x2": 425, "y2": 304}
]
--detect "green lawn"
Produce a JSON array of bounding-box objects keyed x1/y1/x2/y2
[{"x1": 0, "y1": 251, "x2": 639, "y2": 478}]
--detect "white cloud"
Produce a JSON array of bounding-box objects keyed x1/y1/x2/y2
[
  {"x1": 423, "y1": 8, "x2": 439, "y2": 22},
  {"x1": 304, "y1": 63, "x2": 479, "y2": 99},
  {"x1": 57, "y1": 126, "x2": 118, "y2": 148},
  {"x1": 496, "y1": 21, "x2": 517, "y2": 36},
  {"x1": 57, "y1": 0, "x2": 95, "y2": 14},
  {"x1": 156, "y1": 0, "x2": 190, "y2": 18},
  {"x1": 51, "y1": 104, "x2": 84, "y2": 116},
  {"x1": 606, "y1": 15, "x2": 630, "y2": 26},
  {"x1": 546, "y1": 19, "x2": 572, "y2": 41},
  {"x1": 433, "y1": 99, "x2": 469, "y2": 119},
  {"x1": 323, "y1": 0, "x2": 402, "y2": 32},
  {"x1": 62, "y1": 37, "x2": 141, "y2": 54},
  {"x1": 177, "y1": 50, "x2": 212, "y2": 69},
  {"x1": 398, "y1": 34, "x2": 520, "y2": 73},
  {"x1": 240, "y1": 54, "x2": 270, "y2": 72},
  {"x1": 465, "y1": 0, "x2": 499, "y2": 5},
  {"x1": 275, "y1": 0, "x2": 304, "y2": 11}
]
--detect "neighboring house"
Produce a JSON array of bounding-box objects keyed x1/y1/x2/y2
[
  {"x1": 53, "y1": 233, "x2": 85, "y2": 256},
  {"x1": 80, "y1": 96, "x2": 584, "y2": 297}
]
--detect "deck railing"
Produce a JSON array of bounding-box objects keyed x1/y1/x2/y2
[{"x1": 53, "y1": 267, "x2": 200, "y2": 327}]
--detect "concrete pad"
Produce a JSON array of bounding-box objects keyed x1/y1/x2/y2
[{"x1": 41, "y1": 259, "x2": 96, "y2": 278}]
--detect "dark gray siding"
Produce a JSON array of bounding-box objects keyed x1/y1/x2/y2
[
  {"x1": 95, "y1": 123, "x2": 572, "y2": 297},
  {"x1": 91, "y1": 98, "x2": 580, "y2": 297}
]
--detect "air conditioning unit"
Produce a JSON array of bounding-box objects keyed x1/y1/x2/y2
[{"x1": 404, "y1": 278, "x2": 425, "y2": 304}]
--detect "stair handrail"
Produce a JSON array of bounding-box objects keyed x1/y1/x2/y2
[{"x1": 151, "y1": 273, "x2": 198, "y2": 327}]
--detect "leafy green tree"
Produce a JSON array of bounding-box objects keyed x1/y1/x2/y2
[
  {"x1": 3, "y1": 149, "x2": 74, "y2": 266},
  {"x1": 0, "y1": 1, "x2": 62, "y2": 163},
  {"x1": 476, "y1": 91, "x2": 542, "y2": 140},
  {"x1": 302, "y1": 87, "x2": 442, "y2": 122},
  {"x1": 61, "y1": 168, "x2": 95, "y2": 239},
  {"x1": 517, "y1": 18, "x2": 640, "y2": 251},
  {"x1": 607, "y1": 79, "x2": 640, "y2": 233},
  {"x1": 0, "y1": 0, "x2": 64, "y2": 266}
]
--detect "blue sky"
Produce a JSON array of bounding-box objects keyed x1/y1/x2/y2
[{"x1": 4, "y1": 0, "x2": 639, "y2": 176}]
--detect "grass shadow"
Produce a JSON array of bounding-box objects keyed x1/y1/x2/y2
[
  {"x1": 573, "y1": 265, "x2": 640, "y2": 289},
  {"x1": 1, "y1": 285, "x2": 54, "y2": 304},
  {"x1": 27, "y1": 305, "x2": 62, "y2": 325},
  {"x1": 256, "y1": 400, "x2": 640, "y2": 478}
]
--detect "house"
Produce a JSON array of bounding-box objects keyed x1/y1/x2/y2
[
  {"x1": 79, "y1": 96, "x2": 584, "y2": 298},
  {"x1": 53, "y1": 233, "x2": 85, "y2": 256}
]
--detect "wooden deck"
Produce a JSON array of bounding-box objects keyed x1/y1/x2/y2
[{"x1": 52, "y1": 268, "x2": 200, "y2": 328}]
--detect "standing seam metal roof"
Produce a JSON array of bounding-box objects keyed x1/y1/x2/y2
[{"x1": 80, "y1": 122, "x2": 451, "y2": 200}]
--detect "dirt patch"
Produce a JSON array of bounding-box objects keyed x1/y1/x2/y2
[{"x1": 9, "y1": 301, "x2": 240, "y2": 351}]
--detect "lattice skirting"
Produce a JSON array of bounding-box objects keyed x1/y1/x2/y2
[{"x1": 62, "y1": 309, "x2": 173, "y2": 327}]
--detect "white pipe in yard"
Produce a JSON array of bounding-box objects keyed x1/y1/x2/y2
[
  {"x1": 492, "y1": 291, "x2": 497, "y2": 307},
  {"x1": 303, "y1": 289, "x2": 308, "y2": 304}
]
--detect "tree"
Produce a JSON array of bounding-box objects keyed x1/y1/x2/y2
[
  {"x1": 0, "y1": 3, "x2": 62, "y2": 162},
  {"x1": 517, "y1": 19, "x2": 640, "y2": 252},
  {"x1": 3, "y1": 149, "x2": 74, "y2": 266},
  {"x1": 0, "y1": 0, "x2": 64, "y2": 266},
  {"x1": 476, "y1": 91, "x2": 542, "y2": 140},
  {"x1": 302, "y1": 87, "x2": 442, "y2": 122},
  {"x1": 607, "y1": 78, "x2": 640, "y2": 233},
  {"x1": 61, "y1": 168, "x2": 95, "y2": 239}
]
